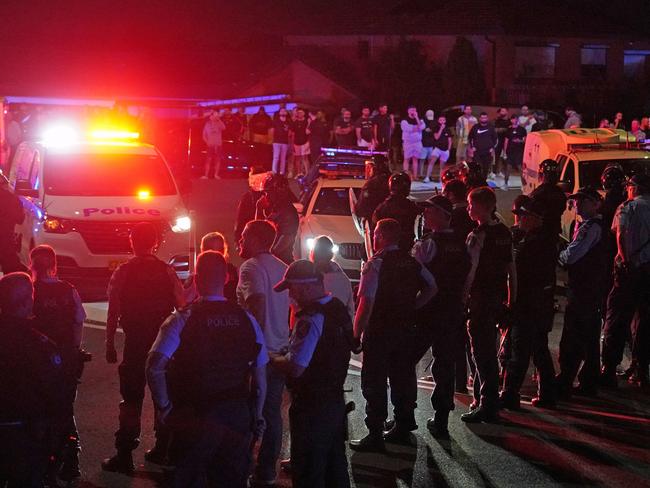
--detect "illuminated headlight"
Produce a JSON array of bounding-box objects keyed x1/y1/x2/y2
[
  {"x1": 172, "y1": 216, "x2": 192, "y2": 233},
  {"x1": 305, "y1": 238, "x2": 338, "y2": 254},
  {"x1": 43, "y1": 216, "x2": 69, "y2": 234}
]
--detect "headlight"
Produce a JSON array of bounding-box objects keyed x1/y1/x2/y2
[
  {"x1": 43, "y1": 216, "x2": 70, "y2": 234},
  {"x1": 171, "y1": 216, "x2": 192, "y2": 233},
  {"x1": 305, "y1": 237, "x2": 338, "y2": 254}
]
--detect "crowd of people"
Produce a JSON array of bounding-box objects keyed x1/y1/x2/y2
[{"x1": 1, "y1": 111, "x2": 649, "y2": 488}]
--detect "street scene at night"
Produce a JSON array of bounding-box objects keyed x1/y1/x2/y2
[{"x1": 1, "y1": 1, "x2": 650, "y2": 487}]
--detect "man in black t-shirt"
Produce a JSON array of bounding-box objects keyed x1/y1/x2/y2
[
  {"x1": 355, "y1": 105, "x2": 375, "y2": 148},
  {"x1": 334, "y1": 109, "x2": 355, "y2": 147},
  {"x1": 426, "y1": 115, "x2": 453, "y2": 182},
  {"x1": 250, "y1": 107, "x2": 273, "y2": 144},
  {"x1": 373, "y1": 103, "x2": 394, "y2": 151},
  {"x1": 291, "y1": 108, "x2": 311, "y2": 176},
  {"x1": 502, "y1": 115, "x2": 527, "y2": 189},
  {"x1": 494, "y1": 108, "x2": 510, "y2": 177},
  {"x1": 271, "y1": 108, "x2": 291, "y2": 175}
]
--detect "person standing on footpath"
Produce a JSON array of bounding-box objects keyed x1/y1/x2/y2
[
  {"x1": 102, "y1": 222, "x2": 185, "y2": 473},
  {"x1": 147, "y1": 251, "x2": 269, "y2": 488},
  {"x1": 271, "y1": 108, "x2": 291, "y2": 175},
  {"x1": 201, "y1": 110, "x2": 226, "y2": 180},
  {"x1": 461, "y1": 187, "x2": 517, "y2": 423},
  {"x1": 237, "y1": 220, "x2": 290, "y2": 487},
  {"x1": 499, "y1": 199, "x2": 558, "y2": 410},
  {"x1": 349, "y1": 219, "x2": 436, "y2": 451},
  {"x1": 455, "y1": 105, "x2": 477, "y2": 163},
  {"x1": 502, "y1": 115, "x2": 527, "y2": 190},
  {"x1": 372, "y1": 103, "x2": 395, "y2": 169},
  {"x1": 556, "y1": 188, "x2": 608, "y2": 399},
  {"x1": 601, "y1": 174, "x2": 650, "y2": 388},
  {"x1": 30, "y1": 245, "x2": 86, "y2": 483},
  {"x1": 271, "y1": 260, "x2": 353, "y2": 488},
  {"x1": 0, "y1": 272, "x2": 67, "y2": 488},
  {"x1": 400, "y1": 105, "x2": 425, "y2": 181},
  {"x1": 468, "y1": 112, "x2": 497, "y2": 179},
  {"x1": 411, "y1": 195, "x2": 471, "y2": 438}
]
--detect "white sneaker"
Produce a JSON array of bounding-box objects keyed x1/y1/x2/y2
[
  {"x1": 423, "y1": 177, "x2": 431, "y2": 183},
  {"x1": 488, "y1": 172, "x2": 496, "y2": 179},
  {"x1": 497, "y1": 172, "x2": 505, "y2": 178},
  {"x1": 501, "y1": 183, "x2": 509, "y2": 191}
]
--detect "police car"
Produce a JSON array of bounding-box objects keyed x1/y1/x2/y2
[
  {"x1": 521, "y1": 128, "x2": 650, "y2": 240},
  {"x1": 296, "y1": 148, "x2": 372, "y2": 281},
  {"x1": 9, "y1": 126, "x2": 191, "y2": 296}
]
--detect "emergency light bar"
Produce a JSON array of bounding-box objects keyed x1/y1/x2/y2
[
  {"x1": 321, "y1": 147, "x2": 389, "y2": 157},
  {"x1": 90, "y1": 129, "x2": 139, "y2": 140},
  {"x1": 318, "y1": 161, "x2": 366, "y2": 179}
]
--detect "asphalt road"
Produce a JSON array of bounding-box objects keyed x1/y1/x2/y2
[{"x1": 72, "y1": 177, "x2": 650, "y2": 488}]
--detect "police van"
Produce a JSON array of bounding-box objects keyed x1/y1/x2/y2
[
  {"x1": 8, "y1": 126, "x2": 191, "y2": 296},
  {"x1": 521, "y1": 128, "x2": 650, "y2": 240}
]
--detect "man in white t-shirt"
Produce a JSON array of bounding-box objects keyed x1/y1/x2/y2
[
  {"x1": 310, "y1": 235, "x2": 355, "y2": 321},
  {"x1": 236, "y1": 219, "x2": 289, "y2": 486}
]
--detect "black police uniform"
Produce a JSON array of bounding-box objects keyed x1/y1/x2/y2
[
  {"x1": 0, "y1": 317, "x2": 66, "y2": 488},
  {"x1": 168, "y1": 300, "x2": 259, "y2": 488},
  {"x1": 467, "y1": 222, "x2": 513, "y2": 413},
  {"x1": 0, "y1": 185, "x2": 26, "y2": 273},
  {"x1": 355, "y1": 173, "x2": 390, "y2": 222},
  {"x1": 557, "y1": 217, "x2": 608, "y2": 395},
  {"x1": 530, "y1": 182, "x2": 567, "y2": 240},
  {"x1": 450, "y1": 204, "x2": 477, "y2": 242},
  {"x1": 288, "y1": 298, "x2": 352, "y2": 488},
  {"x1": 33, "y1": 279, "x2": 83, "y2": 478},
  {"x1": 372, "y1": 195, "x2": 421, "y2": 251},
  {"x1": 600, "y1": 188, "x2": 626, "y2": 315},
  {"x1": 414, "y1": 230, "x2": 471, "y2": 415},
  {"x1": 113, "y1": 256, "x2": 177, "y2": 453},
  {"x1": 502, "y1": 228, "x2": 558, "y2": 403},
  {"x1": 361, "y1": 248, "x2": 425, "y2": 434}
]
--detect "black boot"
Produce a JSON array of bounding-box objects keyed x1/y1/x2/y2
[
  {"x1": 101, "y1": 450, "x2": 135, "y2": 474},
  {"x1": 59, "y1": 447, "x2": 81, "y2": 481},
  {"x1": 427, "y1": 410, "x2": 450, "y2": 439},
  {"x1": 349, "y1": 433, "x2": 386, "y2": 453},
  {"x1": 460, "y1": 406, "x2": 499, "y2": 424}
]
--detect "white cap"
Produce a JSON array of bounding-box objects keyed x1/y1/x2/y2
[{"x1": 425, "y1": 110, "x2": 435, "y2": 120}]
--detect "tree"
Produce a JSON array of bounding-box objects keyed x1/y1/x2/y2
[{"x1": 443, "y1": 37, "x2": 487, "y2": 105}]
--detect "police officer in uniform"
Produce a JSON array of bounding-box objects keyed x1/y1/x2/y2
[
  {"x1": 147, "y1": 251, "x2": 268, "y2": 487},
  {"x1": 354, "y1": 160, "x2": 390, "y2": 222},
  {"x1": 271, "y1": 260, "x2": 352, "y2": 488},
  {"x1": 102, "y1": 222, "x2": 185, "y2": 473},
  {"x1": 0, "y1": 272, "x2": 66, "y2": 487},
  {"x1": 350, "y1": 219, "x2": 436, "y2": 451},
  {"x1": 556, "y1": 188, "x2": 607, "y2": 398},
  {"x1": 256, "y1": 173, "x2": 299, "y2": 264},
  {"x1": 0, "y1": 174, "x2": 26, "y2": 273},
  {"x1": 412, "y1": 195, "x2": 471, "y2": 438},
  {"x1": 372, "y1": 172, "x2": 421, "y2": 251},
  {"x1": 443, "y1": 178, "x2": 477, "y2": 242},
  {"x1": 29, "y1": 245, "x2": 86, "y2": 482},
  {"x1": 530, "y1": 159, "x2": 567, "y2": 240},
  {"x1": 601, "y1": 174, "x2": 650, "y2": 387},
  {"x1": 500, "y1": 199, "x2": 558, "y2": 409}
]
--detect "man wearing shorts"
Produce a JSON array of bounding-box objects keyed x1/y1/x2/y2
[{"x1": 424, "y1": 115, "x2": 453, "y2": 183}]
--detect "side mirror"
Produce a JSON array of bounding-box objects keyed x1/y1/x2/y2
[
  {"x1": 14, "y1": 180, "x2": 39, "y2": 198},
  {"x1": 558, "y1": 181, "x2": 572, "y2": 194}
]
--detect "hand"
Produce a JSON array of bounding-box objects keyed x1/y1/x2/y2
[
  {"x1": 106, "y1": 343, "x2": 117, "y2": 364},
  {"x1": 254, "y1": 417, "x2": 266, "y2": 438}
]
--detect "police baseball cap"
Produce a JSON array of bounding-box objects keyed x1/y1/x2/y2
[
  {"x1": 274, "y1": 260, "x2": 323, "y2": 292},
  {"x1": 418, "y1": 195, "x2": 453, "y2": 215},
  {"x1": 568, "y1": 187, "x2": 603, "y2": 202},
  {"x1": 512, "y1": 198, "x2": 544, "y2": 219},
  {"x1": 627, "y1": 174, "x2": 650, "y2": 191}
]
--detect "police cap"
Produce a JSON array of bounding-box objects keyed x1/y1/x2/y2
[
  {"x1": 600, "y1": 164, "x2": 625, "y2": 191},
  {"x1": 419, "y1": 195, "x2": 453, "y2": 216},
  {"x1": 389, "y1": 172, "x2": 411, "y2": 197},
  {"x1": 568, "y1": 187, "x2": 603, "y2": 202},
  {"x1": 627, "y1": 173, "x2": 650, "y2": 192},
  {"x1": 274, "y1": 259, "x2": 323, "y2": 292}
]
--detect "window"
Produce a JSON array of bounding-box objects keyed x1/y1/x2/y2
[
  {"x1": 581, "y1": 45, "x2": 607, "y2": 78},
  {"x1": 561, "y1": 158, "x2": 575, "y2": 189},
  {"x1": 515, "y1": 45, "x2": 557, "y2": 79},
  {"x1": 29, "y1": 151, "x2": 41, "y2": 190},
  {"x1": 624, "y1": 50, "x2": 650, "y2": 79},
  {"x1": 357, "y1": 40, "x2": 370, "y2": 60},
  {"x1": 312, "y1": 187, "x2": 360, "y2": 216}
]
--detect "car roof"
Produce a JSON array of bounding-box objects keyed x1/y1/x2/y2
[{"x1": 573, "y1": 149, "x2": 650, "y2": 162}]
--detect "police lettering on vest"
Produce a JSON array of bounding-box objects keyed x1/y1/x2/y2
[{"x1": 168, "y1": 300, "x2": 259, "y2": 409}]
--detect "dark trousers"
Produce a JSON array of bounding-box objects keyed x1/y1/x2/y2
[
  {"x1": 289, "y1": 396, "x2": 350, "y2": 488},
  {"x1": 467, "y1": 304, "x2": 500, "y2": 411},
  {"x1": 602, "y1": 265, "x2": 650, "y2": 371},
  {"x1": 557, "y1": 293, "x2": 602, "y2": 391},
  {"x1": 0, "y1": 422, "x2": 50, "y2": 488},
  {"x1": 172, "y1": 400, "x2": 252, "y2": 488},
  {"x1": 116, "y1": 331, "x2": 168, "y2": 451},
  {"x1": 474, "y1": 151, "x2": 493, "y2": 179},
  {"x1": 254, "y1": 362, "x2": 285, "y2": 482},
  {"x1": 503, "y1": 303, "x2": 556, "y2": 400},
  {"x1": 361, "y1": 328, "x2": 417, "y2": 433}
]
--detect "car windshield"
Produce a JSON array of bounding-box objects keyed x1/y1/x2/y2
[
  {"x1": 312, "y1": 187, "x2": 360, "y2": 216},
  {"x1": 579, "y1": 158, "x2": 650, "y2": 189},
  {"x1": 44, "y1": 152, "x2": 177, "y2": 196}
]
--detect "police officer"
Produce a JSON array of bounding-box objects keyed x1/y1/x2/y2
[
  {"x1": 0, "y1": 272, "x2": 66, "y2": 487},
  {"x1": 556, "y1": 187, "x2": 607, "y2": 399},
  {"x1": 601, "y1": 174, "x2": 650, "y2": 388},
  {"x1": 350, "y1": 219, "x2": 436, "y2": 451},
  {"x1": 102, "y1": 222, "x2": 185, "y2": 473},
  {"x1": 530, "y1": 159, "x2": 567, "y2": 240},
  {"x1": 372, "y1": 172, "x2": 421, "y2": 251},
  {"x1": 271, "y1": 260, "x2": 352, "y2": 488},
  {"x1": 412, "y1": 195, "x2": 471, "y2": 438},
  {"x1": 0, "y1": 174, "x2": 26, "y2": 274},
  {"x1": 29, "y1": 245, "x2": 86, "y2": 482},
  {"x1": 354, "y1": 160, "x2": 390, "y2": 222},
  {"x1": 147, "y1": 251, "x2": 268, "y2": 488},
  {"x1": 500, "y1": 199, "x2": 558, "y2": 409},
  {"x1": 442, "y1": 178, "x2": 477, "y2": 242},
  {"x1": 256, "y1": 173, "x2": 299, "y2": 264}
]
